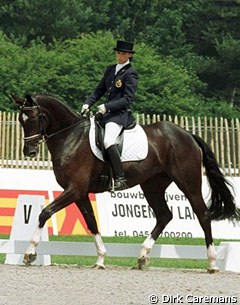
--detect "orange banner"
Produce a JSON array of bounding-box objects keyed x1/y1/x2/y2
[{"x1": 0, "y1": 189, "x2": 98, "y2": 235}]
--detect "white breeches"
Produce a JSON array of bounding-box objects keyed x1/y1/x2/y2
[{"x1": 104, "y1": 122, "x2": 123, "y2": 149}]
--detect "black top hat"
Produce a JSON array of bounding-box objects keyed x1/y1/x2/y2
[{"x1": 113, "y1": 40, "x2": 135, "y2": 53}]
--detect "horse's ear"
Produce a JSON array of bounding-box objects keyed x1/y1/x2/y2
[
  {"x1": 11, "y1": 94, "x2": 24, "y2": 107},
  {"x1": 25, "y1": 94, "x2": 34, "y2": 106}
]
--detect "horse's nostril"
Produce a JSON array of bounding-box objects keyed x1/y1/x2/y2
[
  {"x1": 24, "y1": 149, "x2": 37, "y2": 158},
  {"x1": 29, "y1": 152, "x2": 37, "y2": 158},
  {"x1": 24, "y1": 144, "x2": 38, "y2": 158}
]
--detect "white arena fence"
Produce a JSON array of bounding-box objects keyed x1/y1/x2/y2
[
  {"x1": 1, "y1": 239, "x2": 240, "y2": 272},
  {"x1": 0, "y1": 240, "x2": 208, "y2": 259}
]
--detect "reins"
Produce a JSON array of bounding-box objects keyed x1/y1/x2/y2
[
  {"x1": 44, "y1": 117, "x2": 90, "y2": 141},
  {"x1": 21, "y1": 100, "x2": 91, "y2": 143}
]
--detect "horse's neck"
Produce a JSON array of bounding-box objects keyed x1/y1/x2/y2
[
  {"x1": 38, "y1": 96, "x2": 79, "y2": 132},
  {"x1": 46, "y1": 119, "x2": 90, "y2": 166},
  {"x1": 48, "y1": 109, "x2": 77, "y2": 129}
]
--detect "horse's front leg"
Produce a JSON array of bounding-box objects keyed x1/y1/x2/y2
[
  {"x1": 75, "y1": 198, "x2": 106, "y2": 269},
  {"x1": 93, "y1": 234, "x2": 107, "y2": 269},
  {"x1": 24, "y1": 188, "x2": 78, "y2": 265},
  {"x1": 23, "y1": 226, "x2": 42, "y2": 265}
]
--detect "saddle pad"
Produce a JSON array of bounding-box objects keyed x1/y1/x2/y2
[{"x1": 89, "y1": 117, "x2": 148, "y2": 162}]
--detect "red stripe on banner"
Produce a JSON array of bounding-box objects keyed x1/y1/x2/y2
[
  {"x1": 53, "y1": 191, "x2": 62, "y2": 199},
  {"x1": 0, "y1": 208, "x2": 15, "y2": 216},
  {"x1": 48, "y1": 227, "x2": 53, "y2": 235},
  {"x1": 0, "y1": 226, "x2": 11, "y2": 234},
  {"x1": 59, "y1": 203, "x2": 89, "y2": 235},
  {"x1": 0, "y1": 189, "x2": 49, "y2": 198},
  {"x1": 89, "y1": 193, "x2": 96, "y2": 201}
]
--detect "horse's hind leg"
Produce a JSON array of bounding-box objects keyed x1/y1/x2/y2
[
  {"x1": 184, "y1": 191, "x2": 219, "y2": 273},
  {"x1": 75, "y1": 198, "x2": 106, "y2": 269},
  {"x1": 172, "y1": 158, "x2": 219, "y2": 273},
  {"x1": 138, "y1": 176, "x2": 172, "y2": 270}
]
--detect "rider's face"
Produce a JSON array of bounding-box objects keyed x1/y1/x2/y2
[{"x1": 116, "y1": 51, "x2": 132, "y2": 64}]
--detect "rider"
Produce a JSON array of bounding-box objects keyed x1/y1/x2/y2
[{"x1": 81, "y1": 40, "x2": 138, "y2": 191}]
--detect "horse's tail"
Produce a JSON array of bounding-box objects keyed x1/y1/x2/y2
[{"x1": 192, "y1": 134, "x2": 240, "y2": 222}]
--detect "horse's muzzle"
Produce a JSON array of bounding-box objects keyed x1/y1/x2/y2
[{"x1": 23, "y1": 143, "x2": 39, "y2": 158}]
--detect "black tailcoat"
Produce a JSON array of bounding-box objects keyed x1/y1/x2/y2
[{"x1": 85, "y1": 63, "x2": 138, "y2": 127}]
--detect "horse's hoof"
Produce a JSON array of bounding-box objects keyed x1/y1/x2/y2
[
  {"x1": 93, "y1": 264, "x2": 106, "y2": 270},
  {"x1": 23, "y1": 253, "x2": 37, "y2": 265},
  {"x1": 137, "y1": 257, "x2": 150, "y2": 270},
  {"x1": 207, "y1": 267, "x2": 219, "y2": 274}
]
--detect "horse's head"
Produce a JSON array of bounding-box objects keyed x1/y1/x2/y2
[{"x1": 13, "y1": 94, "x2": 47, "y2": 158}]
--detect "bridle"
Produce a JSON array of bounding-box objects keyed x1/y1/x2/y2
[
  {"x1": 21, "y1": 102, "x2": 89, "y2": 145},
  {"x1": 21, "y1": 105, "x2": 46, "y2": 145}
]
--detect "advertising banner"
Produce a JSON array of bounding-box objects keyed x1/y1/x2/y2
[
  {"x1": 0, "y1": 169, "x2": 239, "y2": 239},
  {"x1": 96, "y1": 178, "x2": 240, "y2": 239},
  {"x1": 5, "y1": 194, "x2": 50, "y2": 265},
  {"x1": 0, "y1": 169, "x2": 99, "y2": 236}
]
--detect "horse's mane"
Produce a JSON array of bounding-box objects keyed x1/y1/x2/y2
[{"x1": 35, "y1": 94, "x2": 79, "y2": 119}]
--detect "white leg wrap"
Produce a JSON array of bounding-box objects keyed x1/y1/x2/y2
[
  {"x1": 207, "y1": 243, "x2": 219, "y2": 271},
  {"x1": 25, "y1": 226, "x2": 42, "y2": 254},
  {"x1": 139, "y1": 235, "x2": 155, "y2": 259},
  {"x1": 94, "y1": 234, "x2": 107, "y2": 267}
]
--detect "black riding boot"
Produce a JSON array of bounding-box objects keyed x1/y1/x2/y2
[{"x1": 106, "y1": 145, "x2": 128, "y2": 191}]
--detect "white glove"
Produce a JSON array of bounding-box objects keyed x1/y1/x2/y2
[
  {"x1": 97, "y1": 104, "x2": 106, "y2": 115},
  {"x1": 81, "y1": 104, "x2": 89, "y2": 114}
]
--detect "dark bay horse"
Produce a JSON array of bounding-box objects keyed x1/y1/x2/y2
[{"x1": 13, "y1": 94, "x2": 240, "y2": 272}]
